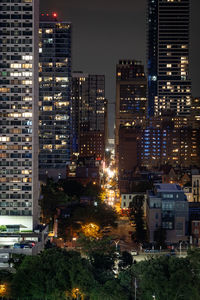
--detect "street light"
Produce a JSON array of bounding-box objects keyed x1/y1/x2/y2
[
  {"x1": 0, "y1": 284, "x2": 6, "y2": 299},
  {"x1": 152, "y1": 295, "x2": 156, "y2": 300},
  {"x1": 113, "y1": 240, "x2": 120, "y2": 251},
  {"x1": 179, "y1": 241, "x2": 183, "y2": 257}
]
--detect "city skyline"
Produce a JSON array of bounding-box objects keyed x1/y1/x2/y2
[{"x1": 40, "y1": 0, "x2": 200, "y2": 136}]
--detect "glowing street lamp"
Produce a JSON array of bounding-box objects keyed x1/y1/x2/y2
[
  {"x1": 81, "y1": 223, "x2": 100, "y2": 238},
  {"x1": 0, "y1": 284, "x2": 7, "y2": 298}
]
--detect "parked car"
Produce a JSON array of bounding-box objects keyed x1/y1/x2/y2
[{"x1": 13, "y1": 243, "x2": 21, "y2": 249}]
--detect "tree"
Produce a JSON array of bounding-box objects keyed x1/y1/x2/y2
[
  {"x1": 40, "y1": 178, "x2": 70, "y2": 223},
  {"x1": 77, "y1": 234, "x2": 117, "y2": 283},
  {"x1": 12, "y1": 248, "x2": 96, "y2": 300},
  {"x1": 8, "y1": 253, "x2": 25, "y2": 270},
  {"x1": 119, "y1": 251, "x2": 133, "y2": 270},
  {"x1": 58, "y1": 179, "x2": 84, "y2": 198},
  {"x1": 129, "y1": 195, "x2": 147, "y2": 243},
  {"x1": 90, "y1": 280, "x2": 128, "y2": 300},
  {"x1": 70, "y1": 202, "x2": 118, "y2": 229},
  {"x1": 130, "y1": 256, "x2": 199, "y2": 300}
]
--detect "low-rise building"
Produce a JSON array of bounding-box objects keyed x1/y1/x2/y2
[
  {"x1": 146, "y1": 184, "x2": 189, "y2": 244},
  {"x1": 191, "y1": 220, "x2": 200, "y2": 246},
  {"x1": 192, "y1": 174, "x2": 200, "y2": 202},
  {"x1": 121, "y1": 193, "x2": 146, "y2": 216}
]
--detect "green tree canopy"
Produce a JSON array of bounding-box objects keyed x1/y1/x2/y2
[
  {"x1": 12, "y1": 248, "x2": 96, "y2": 300},
  {"x1": 129, "y1": 195, "x2": 147, "y2": 243},
  {"x1": 130, "y1": 255, "x2": 199, "y2": 300}
]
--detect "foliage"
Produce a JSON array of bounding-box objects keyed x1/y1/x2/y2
[
  {"x1": 8, "y1": 253, "x2": 26, "y2": 270},
  {"x1": 129, "y1": 195, "x2": 147, "y2": 243},
  {"x1": 58, "y1": 179, "x2": 84, "y2": 198},
  {"x1": 81, "y1": 223, "x2": 100, "y2": 238},
  {"x1": 77, "y1": 234, "x2": 117, "y2": 283},
  {"x1": 119, "y1": 251, "x2": 133, "y2": 270},
  {"x1": 132, "y1": 256, "x2": 199, "y2": 300},
  {"x1": 40, "y1": 178, "x2": 70, "y2": 223},
  {"x1": 77, "y1": 234, "x2": 115, "y2": 256},
  {"x1": 0, "y1": 225, "x2": 7, "y2": 232},
  {"x1": 71, "y1": 202, "x2": 118, "y2": 229},
  {"x1": 12, "y1": 248, "x2": 96, "y2": 300},
  {"x1": 5, "y1": 246, "x2": 200, "y2": 299},
  {"x1": 90, "y1": 280, "x2": 128, "y2": 300}
]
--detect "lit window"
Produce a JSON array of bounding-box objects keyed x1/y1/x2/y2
[
  {"x1": 0, "y1": 88, "x2": 10, "y2": 92},
  {"x1": 22, "y1": 112, "x2": 32, "y2": 118},
  {"x1": 10, "y1": 63, "x2": 21, "y2": 68},
  {"x1": 22, "y1": 80, "x2": 32, "y2": 85},
  {"x1": 45, "y1": 29, "x2": 53, "y2": 34},
  {"x1": 22, "y1": 64, "x2": 32, "y2": 69},
  {"x1": 10, "y1": 72, "x2": 22, "y2": 77},
  {"x1": 0, "y1": 137, "x2": 10, "y2": 142},
  {"x1": 23, "y1": 96, "x2": 32, "y2": 101},
  {"x1": 22, "y1": 55, "x2": 33, "y2": 60},
  {"x1": 22, "y1": 72, "x2": 32, "y2": 77},
  {"x1": 43, "y1": 106, "x2": 52, "y2": 111}
]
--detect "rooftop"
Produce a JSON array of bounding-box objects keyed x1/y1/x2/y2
[{"x1": 155, "y1": 183, "x2": 182, "y2": 192}]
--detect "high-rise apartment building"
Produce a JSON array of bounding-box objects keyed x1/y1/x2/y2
[
  {"x1": 147, "y1": 0, "x2": 191, "y2": 116},
  {"x1": 39, "y1": 14, "x2": 71, "y2": 179},
  {"x1": 0, "y1": 0, "x2": 39, "y2": 231},
  {"x1": 115, "y1": 60, "x2": 147, "y2": 165},
  {"x1": 72, "y1": 72, "x2": 107, "y2": 160}
]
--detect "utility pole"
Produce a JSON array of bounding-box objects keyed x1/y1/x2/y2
[{"x1": 134, "y1": 277, "x2": 137, "y2": 300}]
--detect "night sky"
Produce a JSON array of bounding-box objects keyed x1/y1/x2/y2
[{"x1": 40, "y1": 0, "x2": 200, "y2": 137}]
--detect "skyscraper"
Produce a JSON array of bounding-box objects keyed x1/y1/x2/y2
[
  {"x1": 0, "y1": 0, "x2": 39, "y2": 231},
  {"x1": 115, "y1": 60, "x2": 147, "y2": 165},
  {"x1": 39, "y1": 14, "x2": 71, "y2": 179},
  {"x1": 147, "y1": 0, "x2": 191, "y2": 117},
  {"x1": 72, "y1": 72, "x2": 107, "y2": 160}
]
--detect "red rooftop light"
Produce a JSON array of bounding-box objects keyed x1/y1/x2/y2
[{"x1": 53, "y1": 12, "x2": 58, "y2": 18}]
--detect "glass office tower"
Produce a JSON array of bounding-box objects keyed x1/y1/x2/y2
[
  {"x1": 147, "y1": 0, "x2": 191, "y2": 116},
  {"x1": 0, "y1": 0, "x2": 39, "y2": 231},
  {"x1": 39, "y1": 14, "x2": 71, "y2": 179}
]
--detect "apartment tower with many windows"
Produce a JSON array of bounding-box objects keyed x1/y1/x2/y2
[
  {"x1": 39, "y1": 14, "x2": 72, "y2": 179},
  {"x1": 72, "y1": 72, "x2": 107, "y2": 160},
  {"x1": 0, "y1": 0, "x2": 39, "y2": 231},
  {"x1": 147, "y1": 0, "x2": 191, "y2": 116}
]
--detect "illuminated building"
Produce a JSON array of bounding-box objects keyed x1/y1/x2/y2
[
  {"x1": 147, "y1": 183, "x2": 189, "y2": 243},
  {"x1": 147, "y1": 0, "x2": 191, "y2": 116},
  {"x1": 0, "y1": 0, "x2": 39, "y2": 231},
  {"x1": 39, "y1": 13, "x2": 71, "y2": 179},
  {"x1": 72, "y1": 72, "x2": 107, "y2": 160},
  {"x1": 140, "y1": 116, "x2": 200, "y2": 168},
  {"x1": 115, "y1": 59, "x2": 147, "y2": 166}
]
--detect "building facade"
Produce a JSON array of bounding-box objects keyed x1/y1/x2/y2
[
  {"x1": 39, "y1": 14, "x2": 71, "y2": 179},
  {"x1": 192, "y1": 174, "x2": 200, "y2": 202},
  {"x1": 115, "y1": 60, "x2": 147, "y2": 166},
  {"x1": 0, "y1": 0, "x2": 39, "y2": 231},
  {"x1": 140, "y1": 116, "x2": 200, "y2": 168},
  {"x1": 72, "y1": 72, "x2": 107, "y2": 160},
  {"x1": 147, "y1": 0, "x2": 191, "y2": 116},
  {"x1": 147, "y1": 184, "x2": 189, "y2": 243}
]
